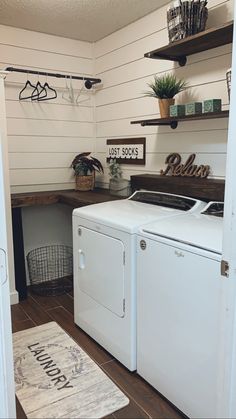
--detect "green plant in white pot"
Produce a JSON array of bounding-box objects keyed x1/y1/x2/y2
[
  {"x1": 144, "y1": 74, "x2": 187, "y2": 118},
  {"x1": 108, "y1": 159, "x2": 131, "y2": 197},
  {"x1": 109, "y1": 158, "x2": 123, "y2": 181}
]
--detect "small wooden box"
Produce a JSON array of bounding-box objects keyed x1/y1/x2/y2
[
  {"x1": 185, "y1": 102, "x2": 202, "y2": 115},
  {"x1": 203, "y1": 99, "x2": 222, "y2": 113},
  {"x1": 169, "y1": 105, "x2": 185, "y2": 117}
]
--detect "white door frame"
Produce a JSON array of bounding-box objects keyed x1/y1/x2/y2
[
  {"x1": 0, "y1": 71, "x2": 18, "y2": 305},
  {"x1": 221, "y1": 4, "x2": 236, "y2": 418},
  {"x1": 0, "y1": 72, "x2": 16, "y2": 418}
]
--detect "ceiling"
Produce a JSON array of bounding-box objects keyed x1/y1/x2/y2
[{"x1": 0, "y1": 0, "x2": 169, "y2": 42}]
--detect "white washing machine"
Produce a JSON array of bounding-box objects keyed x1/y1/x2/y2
[
  {"x1": 73, "y1": 191, "x2": 206, "y2": 371},
  {"x1": 137, "y1": 202, "x2": 225, "y2": 418}
]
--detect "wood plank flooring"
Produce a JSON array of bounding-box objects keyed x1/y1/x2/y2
[{"x1": 11, "y1": 292, "x2": 185, "y2": 419}]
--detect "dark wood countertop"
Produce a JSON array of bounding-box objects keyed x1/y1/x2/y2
[
  {"x1": 12, "y1": 175, "x2": 225, "y2": 209},
  {"x1": 130, "y1": 174, "x2": 225, "y2": 202},
  {"x1": 11, "y1": 188, "x2": 122, "y2": 209}
]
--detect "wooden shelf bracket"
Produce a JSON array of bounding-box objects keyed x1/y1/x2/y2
[
  {"x1": 140, "y1": 120, "x2": 178, "y2": 129},
  {"x1": 145, "y1": 52, "x2": 187, "y2": 67},
  {"x1": 144, "y1": 21, "x2": 233, "y2": 67}
]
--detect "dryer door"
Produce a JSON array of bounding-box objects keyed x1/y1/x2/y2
[{"x1": 77, "y1": 226, "x2": 125, "y2": 318}]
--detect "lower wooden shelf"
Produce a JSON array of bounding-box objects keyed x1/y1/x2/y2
[{"x1": 130, "y1": 110, "x2": 229, "y2": 129}]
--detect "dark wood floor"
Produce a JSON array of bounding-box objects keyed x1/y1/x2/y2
[{"x1": 12, "y1": 291, "x2": 184, "y2": 419}]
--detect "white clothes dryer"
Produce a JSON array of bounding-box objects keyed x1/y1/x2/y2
[
  {"x1": 73, "y1": 191, "x2": 206, "y2": 371},
  {"x1": 137, "y1": 202, "x2": 225, "y2": 417}
]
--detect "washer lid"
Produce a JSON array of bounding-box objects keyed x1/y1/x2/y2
[
  {"x1": 129, "y1": 191, "x2": 202, "y2": 211},
  {"x1": 142, "y1": 212, "x2": 223, "y2": 254},
  {"x1": 73, "y1": 191, "x2": 206, "y2": 234}
]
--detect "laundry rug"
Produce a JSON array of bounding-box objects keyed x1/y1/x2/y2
[{"x1": 13, "y1": 322, "x2": 129, "y2": 418}]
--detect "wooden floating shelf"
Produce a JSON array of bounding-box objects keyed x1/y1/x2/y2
[
  {"x1": 130, "y1": 110, "x2": 229, "y2": 129},
  {"x1": 130, "y1": 174, "x2": 225, "y2": 202},
  {"x1": 144, "y1": 21, "x2": 233, "y2": 66}
]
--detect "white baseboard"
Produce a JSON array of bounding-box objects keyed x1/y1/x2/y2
[{"x1": 10, "y1": 290, "x2": 19, "y2": 305}]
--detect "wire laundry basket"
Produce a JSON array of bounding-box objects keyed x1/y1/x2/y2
[
  {"x1": 167, "y1": 0, "x2": 208, "y2": 43},
  {"x1": 27, "y1": 245, "x2": 73, "y2": 296}
]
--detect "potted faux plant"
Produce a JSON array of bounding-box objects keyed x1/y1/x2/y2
[
  {"x1": 144, "y1": 74, "x2": 187, "y2": 118},
  {"x1": 108, "y1": 159, "x2": 131, "y2": 197},
  {"x1": 109, "y1": 158, "x2": 123, "y2": 182},
  {"x1": 71, "y1": 152, "x2": 103, "y2": 191}
]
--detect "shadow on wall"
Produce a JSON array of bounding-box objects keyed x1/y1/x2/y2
[
  {"x1": 178, "y1": 89, "x2": 197, "y2": 104},
  {"x1": 207, "y1": 3, "x2": 232, "y2": 28}
]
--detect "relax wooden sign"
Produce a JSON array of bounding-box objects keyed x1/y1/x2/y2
[{"x1": 160, "y1": 153, "x2": 210, "y2": 178}]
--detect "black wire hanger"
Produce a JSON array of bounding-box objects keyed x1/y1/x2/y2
[
  {"x1": 30, "y1": 73, "x2": 47, "y2": 101},
  {"x1": 37, "y1": 82, "x2": 57, "y2": 101},
  {"x1": 19, "y1": 72, "x2": 37, "y2": 100},
  {"x1": 38, "y1": 73, "x2": 57, "y2": 101},
  {"x1": 31, "y1": 82, "x2": 47, "y2": 101}
]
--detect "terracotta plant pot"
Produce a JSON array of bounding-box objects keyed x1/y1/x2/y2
[
  {"x1": 158, "y1": 98, "x2": 175, "y2": 118},
  {"x1": 75, "y1": 173, "x2": 95, "y2": 191}
]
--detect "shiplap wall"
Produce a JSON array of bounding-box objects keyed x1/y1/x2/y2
[
  {"x1": 0, "y1": 24, "x2": 95, "y2": 193},
  {"x1": 2, "y1": 0, "x2": 234, "y2": 192},
  {"x1": 94, "y1": 0, "x2": 233, "y2": 187},
  {"x1": 2, "y1": 3, "x2": 233, "y2": 302}
]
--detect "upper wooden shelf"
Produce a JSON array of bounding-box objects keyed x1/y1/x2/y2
[
  {"x1": 145, "y1": 21, "x2": 233, "y2": 66},
  {"x1": 130, "y1": 110, "x2": 229, "y2": 129}
]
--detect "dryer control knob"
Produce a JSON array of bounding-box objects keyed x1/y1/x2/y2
[{"x1": 140, "y1": 240, "x2": 146, "y2": 250}]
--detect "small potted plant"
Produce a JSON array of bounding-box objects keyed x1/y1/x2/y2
[
  {"x1": 71, "y1": 152, "x2": 103, "y2": 191},
  {"x1": 108, "y1": 159, "x2": 131, "y2": 197},
  {"x1": 144, "y1": 74, "x2": 187, "y2": 118},
  {"x1": 109, "y1": 158, "x2": 123, "y2": 182}
]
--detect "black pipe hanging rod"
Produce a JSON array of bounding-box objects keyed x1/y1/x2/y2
[{"x1": 5, "y1": 66, "x2": 101, "y2": 85}]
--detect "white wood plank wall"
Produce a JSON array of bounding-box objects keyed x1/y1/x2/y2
[
  {"x1": 0, "y1": 24, "x2": 95, "y2": 193},
  {"x1": 2, "y1": 0, "x2": 234, "y2": 192},
  {"x1": 94, "y1": 0, "x2": 234, "y2": 188},
  {"x1": 3, "y1": 2, "x2": 233, "y2": 300}
]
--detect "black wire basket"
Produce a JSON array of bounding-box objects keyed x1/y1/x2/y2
[
  {"x1": 167, "y1": 1, "x2": 208, "y2": 43},
  {"x1": 27, "y1": 245, "x2": 73, "y2": 296}
]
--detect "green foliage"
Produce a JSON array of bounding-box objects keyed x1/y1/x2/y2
[
  {"x1": 71, "y1": 152, "x2": 104, "y2": 176},
  {"x1": 144, "y1": 74, "x2": 187, "y2": 99},
  {"x1": 109, "y1": 159, "x2": 122, "y2": 180}
]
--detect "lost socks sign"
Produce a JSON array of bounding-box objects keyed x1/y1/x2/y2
[{"x1": 106, "y1": 138, "x2": 146, "y2": 165}]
